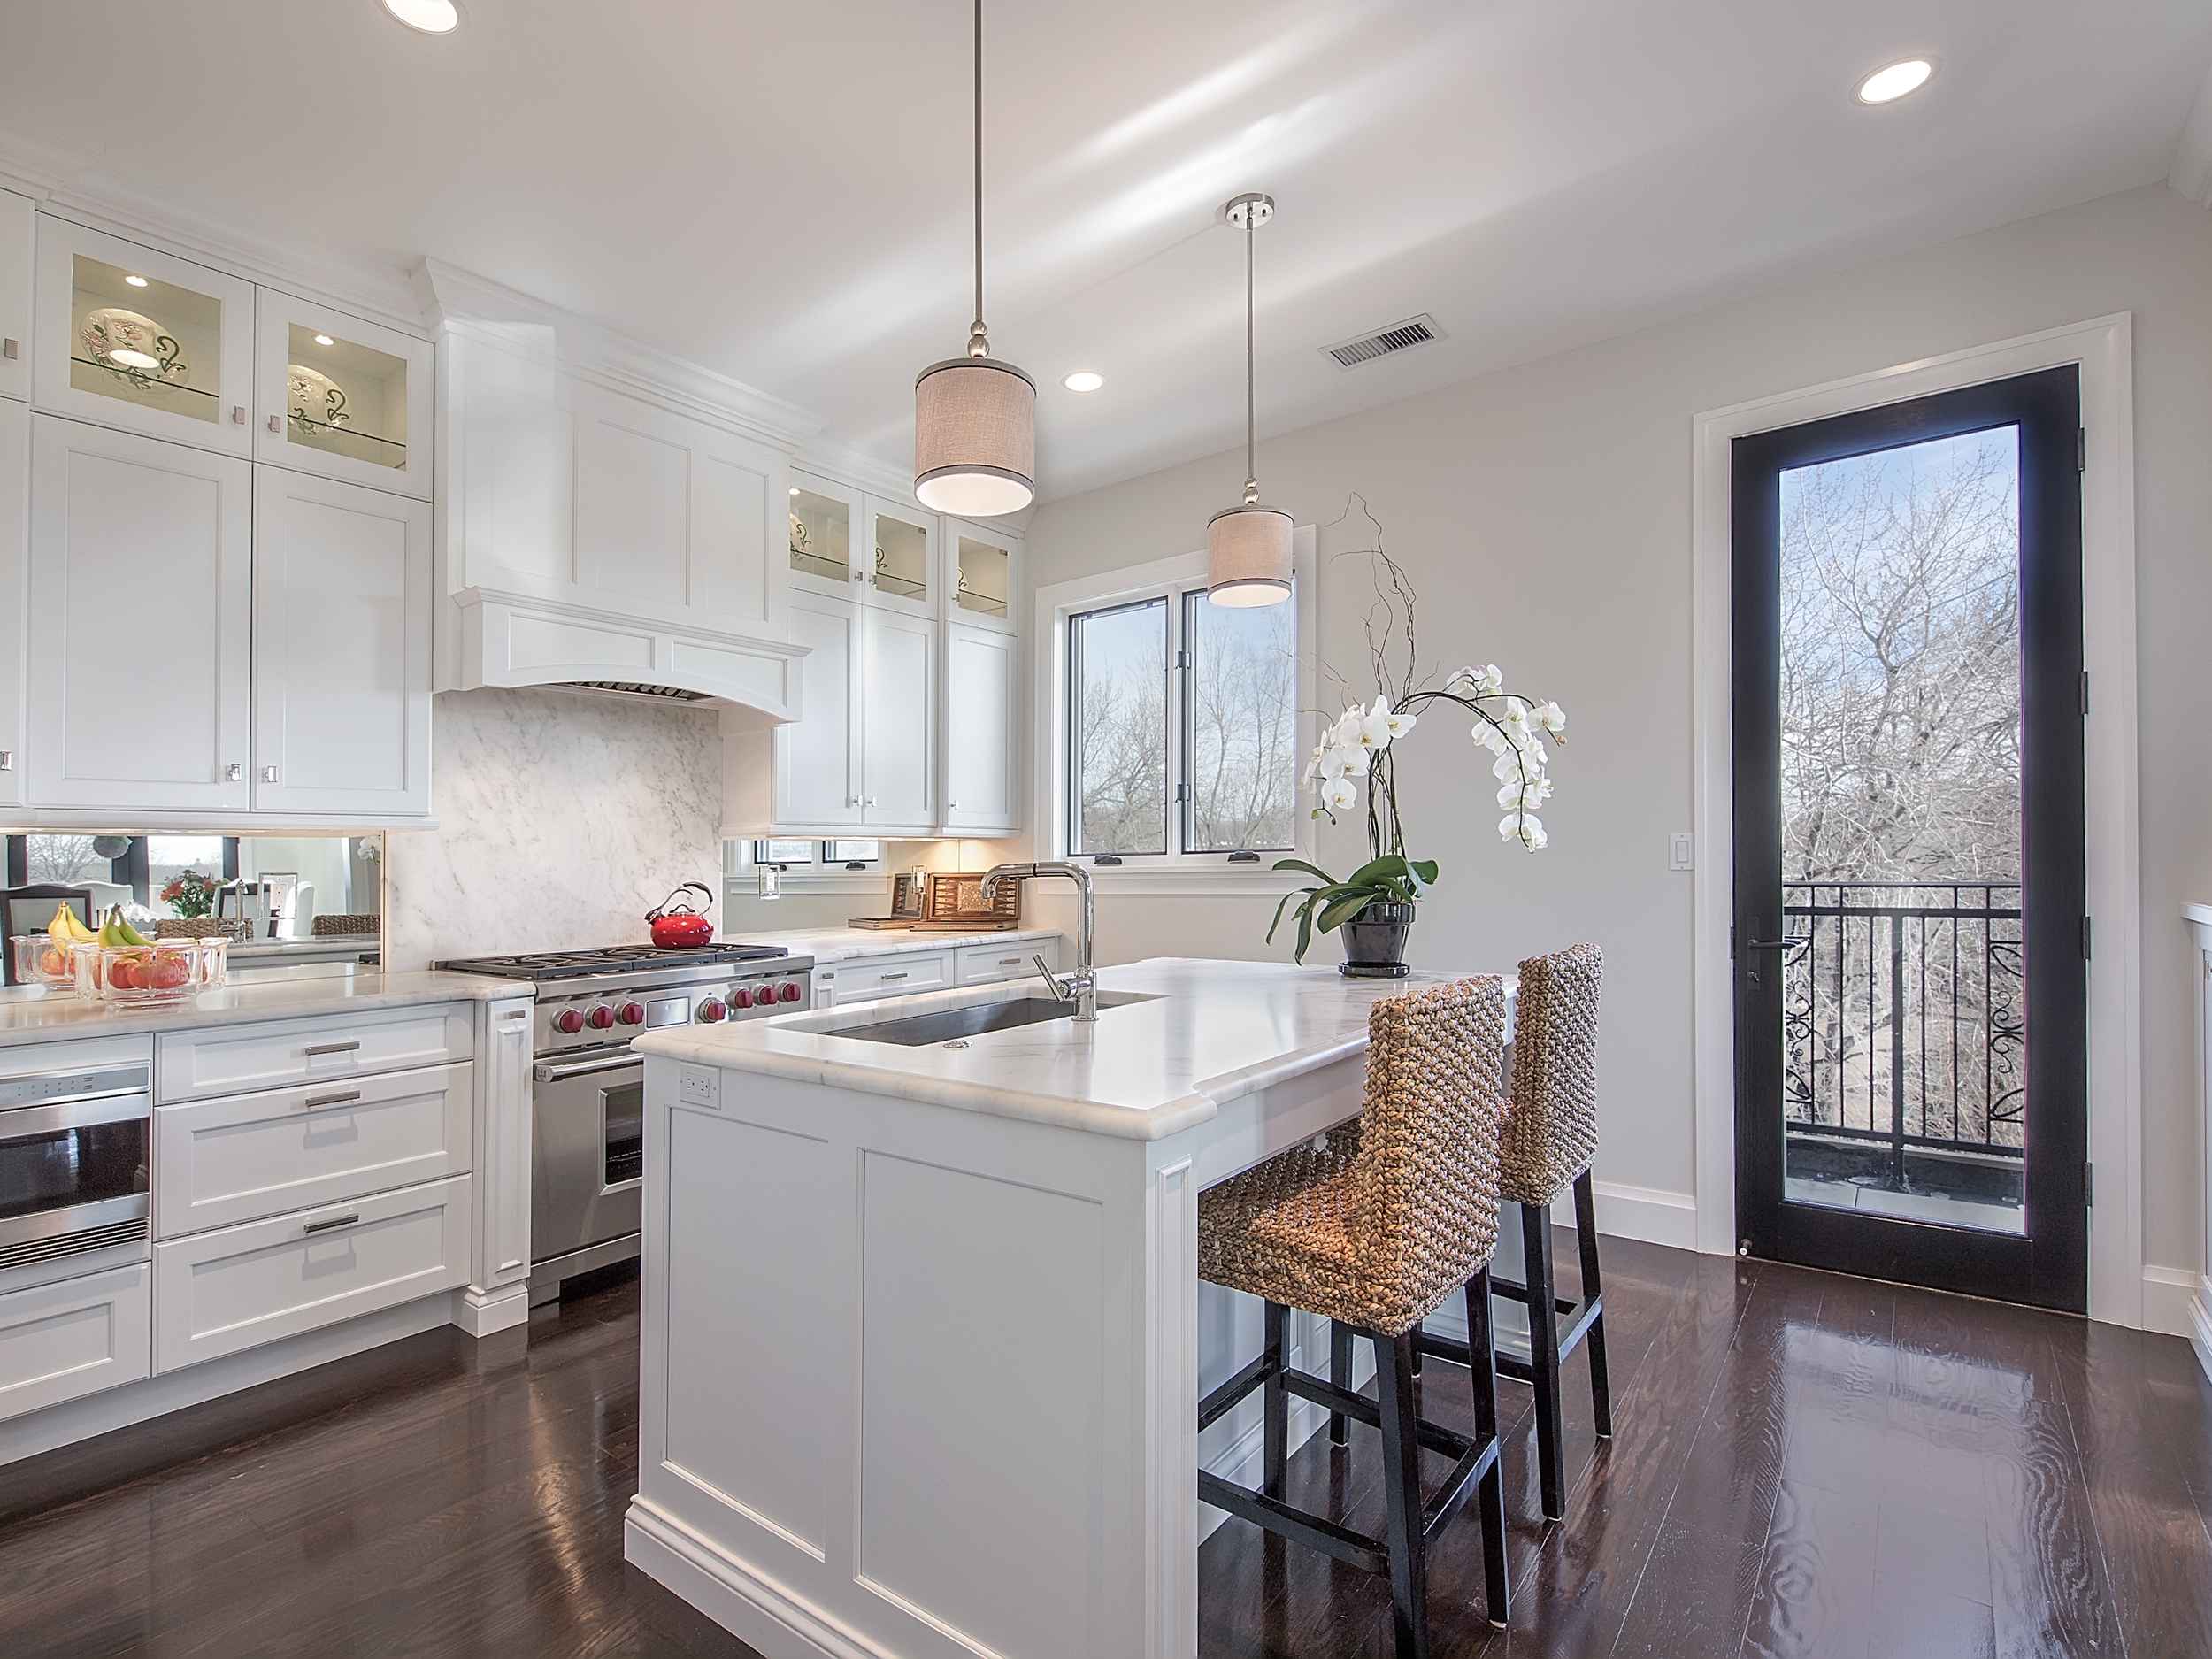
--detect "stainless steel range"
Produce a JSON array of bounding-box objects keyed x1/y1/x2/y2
[{"x1": 439, "y1": 943, "x2": 814, "y2": 1303}]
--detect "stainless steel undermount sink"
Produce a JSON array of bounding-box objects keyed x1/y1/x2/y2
[{"x1": 830, "y1": 993, "x2": 1153, "y2": 1048}]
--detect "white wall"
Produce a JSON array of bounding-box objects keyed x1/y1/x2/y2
[
  {"x1": 1023, "y1": 182, "x2": 2212, "y2": 1280},
  {"x1": 384, "y1": 687, "x2": 725, "y2": 969}
]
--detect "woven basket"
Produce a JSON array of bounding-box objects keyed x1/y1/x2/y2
[
  {"x1": 311, "y1": 913, "x2": 380, "y2": 938},
  {"x1": 157, "y1": 917, "x2": 250, "y2": 942}
]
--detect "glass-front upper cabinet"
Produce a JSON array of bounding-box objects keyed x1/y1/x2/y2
[
  {"x1": 862, "y1": 495, "x2": 937, "y2": 619},
  {"x1": 35, "y1": 219, "x2": 255, "y2": 457},
  {"x1": 787, "y1": 469, "x2": 864, "y2": 602},
  {"x1": 254, "y1": 291, "x2": 433, "y2": 499},
  {"x1": 947, "y1": 516, "x2": 1019, "y2": 634}
]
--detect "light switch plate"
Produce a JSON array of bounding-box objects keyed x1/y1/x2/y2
[
  {"x1": 1669, "y1": 833, "x2": 1694, "y2": 872},
  {"x1": 678, "y1": 1064, "x2": 721, "y2": 1110}
]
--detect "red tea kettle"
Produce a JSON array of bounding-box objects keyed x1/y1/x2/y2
[{"x1": 646, "y1": 882, "x2": 716, "y2": 949}]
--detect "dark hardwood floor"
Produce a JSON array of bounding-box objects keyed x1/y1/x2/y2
[{"x1": 1, "y1": 1241, "x2": 2206, "y2": 1658}]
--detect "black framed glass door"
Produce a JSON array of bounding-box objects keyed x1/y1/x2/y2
[{"x1": 1732, "y1": 365, "x2": 2087, "y2": 1311}]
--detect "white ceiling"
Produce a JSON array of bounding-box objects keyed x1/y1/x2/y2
[{"x1": 3, "y1": 2, "x2": 2208, "y2": 501}]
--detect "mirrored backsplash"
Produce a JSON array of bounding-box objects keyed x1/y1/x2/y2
[{"x1": 3, "y1": 830, "x2": 384, "y2": 983}]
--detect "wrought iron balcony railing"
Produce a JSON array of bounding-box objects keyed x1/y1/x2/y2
[{"x1": 1779, "y1": 881, "x2": 2024, "y2": 1182}]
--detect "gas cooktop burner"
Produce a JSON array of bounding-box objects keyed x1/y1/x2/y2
[{"x1": 439, "y1": 943, "x2": 791, "y2": 981}]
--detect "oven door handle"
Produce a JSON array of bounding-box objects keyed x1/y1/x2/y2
[
  {"x1": 533, "y1": 1052, "x2": 642, "y2": 1085},
  {"x1": 0, "y1": 1090, "x2": 152, "y2": 1139}
]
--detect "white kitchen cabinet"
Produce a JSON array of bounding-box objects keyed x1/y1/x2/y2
[
  {"x1": 0, "y1": 188, "x2": 31, "y2": 403},
  {"x1": 0, "y1": 397, "x2": 23, "y2": 807},
  {"x1": 25, "y1": 414, "x2": 252, "y2": 813},
  {"x1": 254, "y1": 289, "x2": 434, "y2": 500},
  {"x1": 772, "y1": 590, "x2": 864, "y2": 828},
  {"x1": 34, "y1": 218, "x2": 256, "y2": 457},
  {"x1": 956, "y1": 938, "x2": 1062, "y2": 985},
  {"x1": 250, "y1": 466, "x2": 433, "y2": 817},
  {"x1": 152, "y1": 1173, "x2": 472, "y2": 1373},
  {"x1": 472, "y1": 999, "x2": 534, "y2": 1295},
  {"x1": 782, "y1": 472, "x2": 936, "y2": 621},
  {"x1": 153, "y1": 1062, "x2": 473, "y2": 1238},
  {"x1": 570, "y1": 378, "x2": 785, "y2": 631},
  {"x1": 0, "y1": 1263, "x2": 151, "y2": 1424},
  {"x1": 813, "y1": 953, "x2": 951, "y2": 1005},
  {"x1": 860, "y1": 606, "x2": 936, "y2": 830},
  {"x1": 941, "y1": 620, "x2": 1018, "y2": 833},
  {"x1": 946, "y1": 516, "x2": 1018, "y2": 634},
  {"x1": 156, "y1": 1002, "x2": 473, "y2": 1101}
]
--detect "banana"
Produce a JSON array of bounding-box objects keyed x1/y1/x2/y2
[
  {"x1": 99, "y1": 907, "x2": 129, "y2": 949},
  {"x1": 116, "y1": 913, "x2": 153, "y2": 948},
  {"x1": 50, "y1": 905, "x2": 96, "y2": 947},
  {"x1": 65, "y1": 910, "x2": 99, "y2": 944}
]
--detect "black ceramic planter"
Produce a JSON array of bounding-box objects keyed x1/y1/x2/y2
[{"x1": 1338, "y1": 900, "x2": 1413, "y2": 978}]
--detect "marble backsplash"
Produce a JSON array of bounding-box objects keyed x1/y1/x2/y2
[{"x1": 384, "y1": 687, "x2": 726, "y2": 970}]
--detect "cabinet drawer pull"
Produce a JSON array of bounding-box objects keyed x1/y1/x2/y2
[
  {"x1": 303, "y1": 1089, "x2": 361, "y2": 1109},
  {"x1": 303, "y1": 1213, "x2": 360, "y2": 1236},
  {"x1": 0, "y1": 749, "x2": 11, "y2": 772},
  {"x1": 303, "y1": 1041, "x2": 361, "y2": 1057},
  {"x1": 997, "y1": 956, "x2": 1024, "y2": 967},
  {"x1": 880, "y1": 971, "x2": 909, "y2": 982}
]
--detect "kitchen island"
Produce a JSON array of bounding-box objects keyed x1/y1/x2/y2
[{"x1": 626, "y1": 956, "x2": 1515, "y2": 1659}]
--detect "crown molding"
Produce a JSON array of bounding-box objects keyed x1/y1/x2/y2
[
  {"x1": 2171, "y1": 63, "x2": 2212, "y2": 210},
  {"x1": 0, "y1": 131, "x2": 428, "y2": 336},
  {"x1": 416, "y1": 258, "x2": 824, "y2": 453},
  {"x1": 795, "y1": 437, "x2": 924, "y2": 505}
]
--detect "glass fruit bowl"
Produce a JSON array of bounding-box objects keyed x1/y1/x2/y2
[
  {"x1": 10, "y1": 933, "x2": 82, "y2": 989},
  {"x1": 71, "y1": 936, "x2": 227, "y2": 1006}
]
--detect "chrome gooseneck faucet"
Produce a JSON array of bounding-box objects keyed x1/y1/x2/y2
[{"x1": 979, "y1": 861, "x2": 1097, "y2": 1021}]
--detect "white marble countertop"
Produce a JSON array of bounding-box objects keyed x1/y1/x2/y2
[
  {"x1": 0, "y1": 964, "x2": 529, "y2": 1045},
  {"x1": 718, "y1": 925, "x2": 1065, "y2": 965},
  {"x1": 633, "y1": 956, "x2": 1514, "y2": 1141}
]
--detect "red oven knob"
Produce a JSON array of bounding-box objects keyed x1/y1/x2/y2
[
  {"x1": 778, "y1": 981, "x2": 803, "y2": 1003},
  {"x1": 727, "y1": 986, "x2": 753, "y2": 1010},
  {"x1": 616, "y1": 1002, "x2": 645, "y2": 1025},
  {"x1": 696, "y1": 999, "x2": 726, "y2": 1023},
  {"x1": 587, "y1": 1005, "x2": 616, "y2": 1030},
  {"x1": 552, "y1": 1008, "x2": 585, "y2": 1034}
]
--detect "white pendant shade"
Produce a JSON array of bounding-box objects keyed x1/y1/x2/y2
[
  {"x1": 914, "y1": 356, "x2": 1036, "y2": 516},
  {"x1": 1207, "y1": 503, "x2": 1293, "y2": 604}
]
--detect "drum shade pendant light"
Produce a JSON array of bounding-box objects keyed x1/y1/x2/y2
[
  {"x1": 1208, "y1": 193, "x2": 1291, "y2": 606},
  {"x1": 914, "y1": 0, "x2": 1035, "y2": 518}
]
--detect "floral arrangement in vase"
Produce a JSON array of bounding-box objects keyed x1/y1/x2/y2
[
  {"x1": 159, "y1": 868, "x2": 221, "y2": 921},
  {"x1": 1270, "y1": 503, "x2": 1567, "y2": 974}
]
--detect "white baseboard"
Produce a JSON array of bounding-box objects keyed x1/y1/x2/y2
[
  {"x1": 2142, "y1": 1264, "x2": 2204, "y2": 1341},
  {"x1": 626, "y1": 1497, "x2": 864, "y2": 1659},
  {"x1": 0, "y1": 1290, "x2": 458, "y2": 1467},
  {"x1": 452, "y1": 1281, "x2": 530, "y2": 1338},
  {"x1": 1550, "y1": 1179, "x2": 1700, "y2": 1252}
]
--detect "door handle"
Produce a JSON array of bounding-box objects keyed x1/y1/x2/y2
[
  {"x1": 534, "y1": 1052, "x2": 641, "y2": 1084},
  {"x1": 267, "y1": 415, "x2": 282, "y2": 434},
  {"x1": 1743, "y1": 936, "x2": 1812, "y2": 950}
]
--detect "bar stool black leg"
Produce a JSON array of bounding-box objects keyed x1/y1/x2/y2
[
  {"x1": 1328, "y1": 1320, "x2": 1353, "y2": 1446},
  {"x1": 1521, "y1": 1200, "x2": 1566, "y2": 1519},
  {"x1": 1571, "y1": 1170, "x2": 1613, "y2": 1440},
  {"x1": 1372, "y1": 1330, "x2": 1431, "y2": 1659},
  {"x1": 1463, "y1": 1267, "x2": 1511, "y2": 1628},
  {"x1": 1263, "y1": 1301, "x2": 1289, "y2": 1499}
]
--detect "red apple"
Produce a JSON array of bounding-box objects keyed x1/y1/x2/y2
[{"x1": 149, "y1": 956, "x2": 191, "y2": 991}]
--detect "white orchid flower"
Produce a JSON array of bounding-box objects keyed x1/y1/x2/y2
[
  {"x1": 1329, "y1": 706, "x2": 1368, "y2": 749},
  {"x1": 1495, "y1": 776, "x2": 1554, "y2": 811},
  {"x1": 1532, "y1": 700, "x2": 1568, "y2": 736},
  {"x1": 1498, "y1": 703, "x2": 1532, "y2": 741},
  {"x1": 1472, "y1": 720, "x2": 1510, "y2": 756},
  {"x1": 1319, "y1": 775, "x2": 1358, "y2": 812},
  {"x1": 1492, "y1": 749, "x2": 1527, "y2": 783},
  {"x1": 1471, "y1": 664, "x2": 1504, "y2": 696},
  {"x1": 1497, "y1": 813, "x2": 1548, "y2": 850}
]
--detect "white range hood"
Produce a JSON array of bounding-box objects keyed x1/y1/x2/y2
[{"x1": 418, "y1": 261, "x2": 820, "y2": 724}]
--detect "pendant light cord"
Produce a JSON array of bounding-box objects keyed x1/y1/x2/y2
[
  {"x1": 1243, "y1": 214, "x2": 1258, "y2": 503},
  {"x1": 970, "y1": 0, "x2": 987, "y2": 357}
]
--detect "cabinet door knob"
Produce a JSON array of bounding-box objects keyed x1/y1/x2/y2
[
  {"x1": 1, "y1": 338, "x2": 17, "y2": 361},
  {"x1": 864, "y1": 796, "x2": 877, "y2": 807},
  {"x1": 0, "y1": 749, "x2": 12, "y2": 772},
  {"x1": 224, "y1": 763, "x2": 242, "y2": 782},
  {"x1": 261, "y1": 765, "x2": 279, "y2": 783},
  {"x1": 267, "y1": 414, "x2": 282, "y2": 434},
  {"x1": 231, "y1": 405, "x2": 246, "y2": 425}
]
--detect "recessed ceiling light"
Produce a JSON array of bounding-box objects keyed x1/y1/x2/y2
[
  {"x1": 124, "y1": 274, "x2": 149, "y2": 288},
  {"x1": 382, "y1": 0, "x2": 460, "y2": 35},
  {"x1": 1062, "y1": 371, "x2": 1104, "y2": 393},
  {"x1": 1856, "y1": 58, "x2": 1932, "y2": 104},
  {"x1": 313, "y1": 333, "x2": 335, "y2": 346},
  {"x1": 788, "y1": 487, "x2": 800, "y2": 496}
]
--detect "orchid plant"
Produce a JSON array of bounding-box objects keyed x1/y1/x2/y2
[{"x1": 1268, "y1": 501, "x2": 1567, "y2": 963}]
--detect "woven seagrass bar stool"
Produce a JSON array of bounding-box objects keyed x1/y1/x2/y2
[
  {"x1": 1457, "y1": 942, "x2": 1610, "y2": 1521},
  {"x1": 1196, "y1": 977, "x2": 1514, "y2": 1655}
]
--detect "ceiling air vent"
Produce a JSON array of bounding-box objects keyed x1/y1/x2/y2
[
  {"x1": 1323, "y1": 313, "x2": 1442, "y2": 370},
  {"x1": 559, "y1": 680, "x2": 713, "y2": 703}
]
